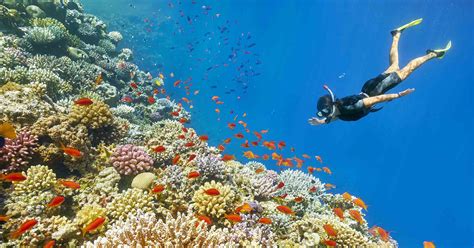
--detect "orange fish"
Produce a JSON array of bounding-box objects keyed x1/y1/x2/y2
[
  {"x1": 276, "y1": 182, "x2": 285, "y2": 189},
  {"x1": 215, "y1": 108, "x2": 220, "y2": 114},
  {"x1": 60, "y1": 144, "x2": 82, "y2": 158},
  {"x1": 262, "y1": 154, "x2": 269, "y2": 160},
  {"x1": 238, "y1": 120, "x2": 247, "y2": 128},
  {"x1": 377, "y1": 227, "x2": 390, "y2": 242},
  {"x1": 253, "y1": 131, "x2": 262, "y2": 140},
  {"x1": 302, "y1": 154, "x2": 311, "y2": 159},
  {"x1": 315, "y1": 167, "x2": 322, "y2": 172},
  {"x1": 179, "y1": 118, "x2": 188, "y2": 124},
  {"x1": 153, "y1": 145, "x2": 166, "y2": 153},
  {"x1": 315, "y1": 155, "x2": 323, "y2": 163},
  {"x1": 423, "y1": 241, "x2": 436, "y2": 248},
  {"x1": 263, "y1": 141, "x2": 276, "y2": 150},
  {"x1": 322, "y1": 240, "x2": 337, "y2": 247},
  {"x1": 216, "y1": 101, "x2": 224, "y2": 105},
  {"x1": 74, "y1": 98, "x2": 94, "y2": 106},
  {"x1": 130, "y1": 82, "x2": 138, "y2": 89},
  {"x1": 47, "y1": 195, "x2": 65, "y2": 208},
  {"x1": 278, "y1": 193, "x2": 288, "y2": 199},
  {"x1": 0, "y1": 215, "x2": 10, "y2": 222},
  {"x1": 235, "y1": 203, "x2": 252, "y2": 213},
  {"x1": 151, "y1": 184, "x2": 165, "y2": 194},
  {"x1": 217, "y1": 144, "x2": 225, "y2": 151},
  {"x1": 251, "y1": 141, "x2": 259, "y2": 146},
  {"x1": 260, "y1": 129, "x2": 269, "y2": 134},
  {"x1": 243, "y1": 151, "x2": 258, "y2": 159},
  {"x1": 222, "y1": 154, "x2": 235, "y2": 161},
  {"x1": 271, "y1": 153, "x2": 282, "y2": 161},
  {"x1": 172, "y1": 154, "x2": 180, "y2": 164},
  {"x1": 178, "y1": 134, "x2": 186, "y2": 139},
  {"x1": 43, "y1": 240, "x2": 55, "y2": 248},
  {"x1": 188, "y1": 171, "x2": 200, "y2": 179},
  {"x1": 184, "y1": 142, "x2": 195, "y2": 147},
  {"x1": 223, "y1": 138, "x2": 232, "y2": 144},
  {"x1": 211, "y1": 96, "x2": 219, "y2": 101},
  {"x1": 258, "y1": 217, "x2": 272, "y2": 225},
  {"x1": 82, "y1": 217, "x2": 106, "y2": 236},
  {"x1": 276, "y1": 205, "x2": 294, "y2": 215},
  {"x1": 294, "y1": 196, "x2": 304, "y2": 203},
  {"x1": 148, "y1": 96, "x2": 156, "y2": 104},
  {"x1": 225, "y1": 214, "x2": 242, "y2": 223},
  {"x1": 182, "y1": 127, "x2": 188, "y2": 133},
  {"x1": 234, "y1": 133, "x2": 244, "y2": 139},
  {"x1": 241, "y1": 140, "x2": 250, "y2": 148},
  {"x1": 342, "y1": 192, "x2": 352, "y2": 201},
  {"x1": 294, "y1": 157, "x2": 304, "y2": 168},
  {"x1": 0, "y1": 172, "x2": 26, "y2": 182},
  {"x1": 199, "y1": 135, "x2": 209, "y2": 141},
  {"x1": 307, "y1": 166, "x2": 315, "y2": 174},
  {"x1": 323, "y1": 224, "x2": 338, "y2": 237},
  {"x1": 333, "y1": 208, "x2": 344, "y2": 220},
  {"x1": 278, "y1": 141, "x2": 286, "y2": 150},
  {"x1": 353, "y1": 198, "x2": 368, "y2": 211},
  {"x1": 59, "y1": 180, "x2": 80, "y2": 189},
  {"x1": 196, "y1": 215, "x2": 212, "y2": 226},
  {"x1": 309, "y1": 186, "x2": 318, "y2": 192},
  {"x1": 349, "y1": 209, "x2": 364, "y2": 224},
  {"x1": 324, "y1": 183, "x2": 336, "y2": 190},
  {"x1": 204, "y1": 188, "x2": 220, "y2": 196},
  {"x1": 182, "y1": 97, "x2": 190, "y2": 103},
  {"x1": 255, "y1": 167, "x2": 265, "y2": 174},
  {"x1": 322, "y1": 167, "x2": 332, "y2": 175},
  {"x1": 188, "y1": 154, "x2": 197, "y2": 162},
  {"x1": 171, "y1": 111, "x2": 180, "y2": 117},
  {"x1": 10, "y1": 219, "x2": 38, "y2": 239},
  {"x1": 173, "y1": 80, "x2": 181, "y2": 87},
  {"x1": 95, "y1": 73, "x2": 103, "y2": 85},
  {"x1": 227, "y1": 123, "x2": 236, "y2": 129}
]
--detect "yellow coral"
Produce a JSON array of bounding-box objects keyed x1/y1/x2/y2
[
  {"x1": 69, "y1": 100, "x2": 113, "y2": 129},
  {"x1": 75, "y1": 204, "x2": 108, "y2": 234},
  {"x1": 106, "y1": 188, "x2": 154, "y2": 221},
  {"x1": 14, "y1": 165, "x2": 56, "y2": 193},
  {"x1": 192, "y1": 180, "x2": 237, "y2": 219}
]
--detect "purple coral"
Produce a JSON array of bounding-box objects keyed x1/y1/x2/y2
[
  {"x1": 0, "y1": 130, "x2": 38, "y2": 172},
  {"x1": 110, "y1": 144, "x2": 153, "y2": 175}
]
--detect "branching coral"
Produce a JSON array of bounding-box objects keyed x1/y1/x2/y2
[
  {"x1": 83, "y1": 209, "x2": 233, "y2": 247},
  {"x1": 196, "y1": 154, "x2": 226, "y2": 181},
  {"x1": 0, "y1": 129, "x2": 38, "y2": 172}
]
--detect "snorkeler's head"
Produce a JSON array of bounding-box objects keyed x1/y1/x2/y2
[{"x1": 317, "y1": 94, "x2": 334, "y2": 117}]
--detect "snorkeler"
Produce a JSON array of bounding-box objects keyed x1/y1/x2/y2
[{"x1": 309, "y1": 18, "x2": 451, "y2": 125}]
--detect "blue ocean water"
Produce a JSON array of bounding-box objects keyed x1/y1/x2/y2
[{"x1": 84, "y1": 0, "x2": 473, "y2": 247}]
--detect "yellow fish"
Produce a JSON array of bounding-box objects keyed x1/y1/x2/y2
[
  {"x1": 0, "y1": 122, "x2": 16, "y2": 139},
  {"x1": 155, "y1": 78, "x2": 164, "y2": 87}
]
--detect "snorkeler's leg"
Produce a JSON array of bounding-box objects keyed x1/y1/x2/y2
[
  {"x1": 362, "y1": 88, "x2": 415, "y2": 108},
  {"x1": 397, "y1": 53, "x2": 437, "y2": 80},
  {"x1": 385, "y1": 32, "x2": 401, "y2": 73}
]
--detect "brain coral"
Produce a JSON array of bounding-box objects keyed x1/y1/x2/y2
[
  {"x1": 192, "y1": 180, "x2": 238, "y2": 219},
  {"x1": 0, "y1": 129, "x2": 38, "y2": 172},
  {"x1": 109, "y1": 144, "x2": 153, "y2": 175},
  {"x1": 69, "y1": 100, "x2": 113, "y2": 129},
  {"x1": 83, "y1": 209, "x2": 233, "y2": 248}
]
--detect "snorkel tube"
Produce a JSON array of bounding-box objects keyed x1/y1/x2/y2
[{"x1": 322, "y1": 84, "x2": 336, "y2": 118}]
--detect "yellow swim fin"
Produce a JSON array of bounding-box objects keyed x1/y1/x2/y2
[
  {"x1": 391, "y1": 18, "x2": 423, "y2": 35},
  {"x1": 427, "y1": 41, "x2": 452, "y2": 59}
]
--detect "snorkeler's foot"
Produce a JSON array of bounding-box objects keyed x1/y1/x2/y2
[
  {"x1": 391, "y1": 18, "x2": 423, "y2": 36},
  {"x1": 426, "y1": 41, "x2": 452, "y2": 59}
]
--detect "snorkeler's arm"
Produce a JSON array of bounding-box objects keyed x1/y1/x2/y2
[
  {"x1": 308, "y1": 116, "x2": 337, "y2": 125},
  {"x1": 362, "y1": 88, "x2": 415, "y2": 108}
]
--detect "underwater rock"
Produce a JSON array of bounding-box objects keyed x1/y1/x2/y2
[
  {"x1": 131, "y1": 172, "x2": 156, "y2": 189},
  {"x1": 26, "y1": 5, "x2": 46, "y2": 18}
]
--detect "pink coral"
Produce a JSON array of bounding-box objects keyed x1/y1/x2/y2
[
  {"x1": 110, "y1": 144, "x2": 153, "y2": 175},
  {"x1": 0, "y1": 130, "x2": 38, "y2": 172}
]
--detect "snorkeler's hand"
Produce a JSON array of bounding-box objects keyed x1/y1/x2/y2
[
  {"x1": 398, "y1": 88, "x2": 415, "y2": 97},
  {"x1": 308, "y1": 117, "x2": 326, "y2": 125}
]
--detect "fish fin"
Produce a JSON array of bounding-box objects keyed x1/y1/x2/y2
[{"x1": 0, "y1": 123, "x2": 16, "y2": 139}]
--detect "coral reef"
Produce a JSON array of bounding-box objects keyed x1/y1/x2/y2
[{"x1": 0, "y1": 2, "x2": 398, "y2": 247}]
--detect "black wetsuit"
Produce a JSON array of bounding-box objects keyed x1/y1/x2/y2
[{"x1": 330, "y1": 72, "x2": 402, "y2": 122}]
